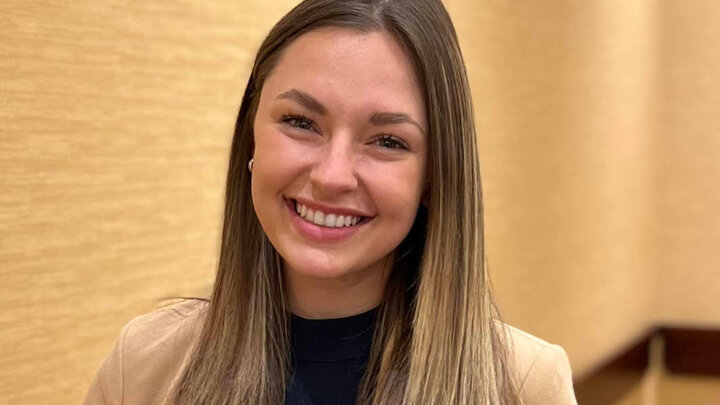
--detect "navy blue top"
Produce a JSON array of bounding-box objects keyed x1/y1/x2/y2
[{"x1": 285, "y1": 308, "x2": 377, "y2": 405}]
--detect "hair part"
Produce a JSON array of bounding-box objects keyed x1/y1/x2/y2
[{"x1": 163, "y1": 0, "x2": 521, "y2": 404}]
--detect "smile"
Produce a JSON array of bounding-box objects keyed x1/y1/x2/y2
[
  {"x1": 294, "y1": 200, "x2": 366, "y2": 228},
  {"x1": 285, "y1": 199, "x2": 372, "y2": 243}
]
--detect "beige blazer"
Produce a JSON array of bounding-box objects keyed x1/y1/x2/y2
[{"x1": 83, "y1": 300, "x2": 577, "y2": 404}]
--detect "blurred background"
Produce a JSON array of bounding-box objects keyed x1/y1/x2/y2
[{"x1": 1, "y1": 0, "x2": 719, "y2": 403}]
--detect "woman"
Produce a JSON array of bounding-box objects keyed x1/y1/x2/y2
[{"x1": 83, "y1": 0, "x2": 577, "y2": 404}]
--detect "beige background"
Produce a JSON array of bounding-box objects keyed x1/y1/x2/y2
[{"x1": 1, "y1": 0, "x2": 719, "y2": 403}]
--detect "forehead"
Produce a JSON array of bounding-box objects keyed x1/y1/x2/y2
[{"x1": 262, "y1": 27, "x2": 426, "y2": 127}]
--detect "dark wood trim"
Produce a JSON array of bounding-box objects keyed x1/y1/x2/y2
[
  {"x1": 660, "y1": 326, "x2": 720, "y2": 375},
  {"x1": 573, "y1": 332, "x2": 651, "y2": 405},
  {"x1": 573, "y1": 325, "x2": 720, "y2": 404}
]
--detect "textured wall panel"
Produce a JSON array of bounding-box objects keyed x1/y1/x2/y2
[
  {"x1": 655, "y1": 0, "x2": 720, "y2": 325},
  {"x1": 0, "y1": 1, "x2": 297, "y2": 403},
  {"x1": 445, "y1": 0, "x2": 657, "y2": 377},
  {"x1": 4, "y1": 0, "x2": 720, "y2": 403}
]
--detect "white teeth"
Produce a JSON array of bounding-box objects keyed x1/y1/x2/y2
[
  {"x1": 294, "y1": 201, "x2": 364, "y2": 228},
  {"x1": 313, "y1": 211, "x2": 325, "y2": 225},
  {"x1": 324, "y1": 214, "x2": 336, "y2": 227}
]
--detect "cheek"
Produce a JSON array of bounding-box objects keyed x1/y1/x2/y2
[
  {"x1": 255, "y1": 122, "x2": 292, "y2": 162},
  {"x1": 252, "y1": 125, "x2": 307, "y2": 188},
  {"x1": 251, "y1": 130, "x2": 295, "y2": 222},
  {"x1": 368, "y1": 163, "x2": 425, "y2": 224}
]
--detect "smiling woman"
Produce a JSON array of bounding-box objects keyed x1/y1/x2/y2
[
  {"x1": 252, "y1": 28, "x2": 427, "y2": 319},
  {"x1": 82, "y1": 0, "x2": 577, "y2": 404}
]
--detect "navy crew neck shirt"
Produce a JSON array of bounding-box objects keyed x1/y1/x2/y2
[{"x1": 285, "y1": 307, "x2": 377, "y2": 405}]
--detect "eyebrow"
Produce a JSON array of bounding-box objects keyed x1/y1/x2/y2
[
  {"x1": 276, "y1": 88, "x2": 425, "y2": 134},
  {"x1": 277, "y1": 89, "x2": 327, "y2": 115},
  {"x1": 369, "y1": 112, "x2": 425, "y2": 134}
]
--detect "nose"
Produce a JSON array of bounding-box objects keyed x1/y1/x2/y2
[{"x1": 309, "y1": 136, "x2": 358, "y2": 197}]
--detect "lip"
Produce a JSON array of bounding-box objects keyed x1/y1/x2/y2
[
  {"x1": 285, "y1": 198, "x2": 371, "y2": 243},
  {"x1": 292, "y1": 197, "x2": 372, "y2": 218}
]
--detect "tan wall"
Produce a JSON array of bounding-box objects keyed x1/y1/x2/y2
[
  {"x1": 0, "y1": 1, "x2": 299, "y2": 403},
  {"x1": 654, "y1": 0, "x2": 720, "y2": 326},
  {"x1": 444, "y1": 0, "x2": 658, "y2": 378},
  {"x1": 1, "y1": 0, "x2": 719, "y2": 403}
]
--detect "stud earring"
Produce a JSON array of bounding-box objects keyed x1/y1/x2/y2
[{"x1": 248, "y1": 158, "x2": 254, "y2": 172}]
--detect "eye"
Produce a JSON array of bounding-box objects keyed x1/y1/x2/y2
[
  {"x1": 280, "y1": 114, "x2": 314, "y2": 131},
  {"x1": 374, "y1": 134, "x2": 408, "y2": 150}
]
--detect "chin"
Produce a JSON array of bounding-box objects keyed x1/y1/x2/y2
[{"x1": 283, "y1": 259, "x2": 352, "y2": 280}]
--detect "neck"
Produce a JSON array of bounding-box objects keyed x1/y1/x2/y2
[{"x1": 283, "y1": 258, "x2": 392, "y2": 319}]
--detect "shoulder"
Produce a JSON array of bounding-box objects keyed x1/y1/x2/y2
[
  {"x1": 497, "y1": 321, "x2": 578, "y2": 405},
  {"x1": 82, "y1": 299, "x2": 208, "y2": 405},
  {"x1": 122, "y1": 298, "x2": 207, "y2": 354}
]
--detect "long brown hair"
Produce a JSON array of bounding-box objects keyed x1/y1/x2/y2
[{"x1": 163, "y1": 0, "x2": 521, "y2": 403}]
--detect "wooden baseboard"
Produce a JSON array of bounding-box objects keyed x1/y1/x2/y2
[
  {"x1": 661, "y1": 326, "x2": 720, "y2": 375},
  {"x1": 573, "y1": 325, "x2": 720, "y2": 404},
  {"x1": 573, "y1": 333, "x2": 651, "y2": 405}
]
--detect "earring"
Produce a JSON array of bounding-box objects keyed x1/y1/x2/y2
[{"x1": 248, "y1": 158, "x2": 254, "y2": 172}]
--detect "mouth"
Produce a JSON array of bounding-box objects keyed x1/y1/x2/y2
[{"x1": 286, "y1": 198, "x2": 372, "y2": 228}]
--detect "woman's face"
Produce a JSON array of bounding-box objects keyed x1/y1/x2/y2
[{"x1": 251, "y1": 27, "x2": 427, "y2": 283}]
